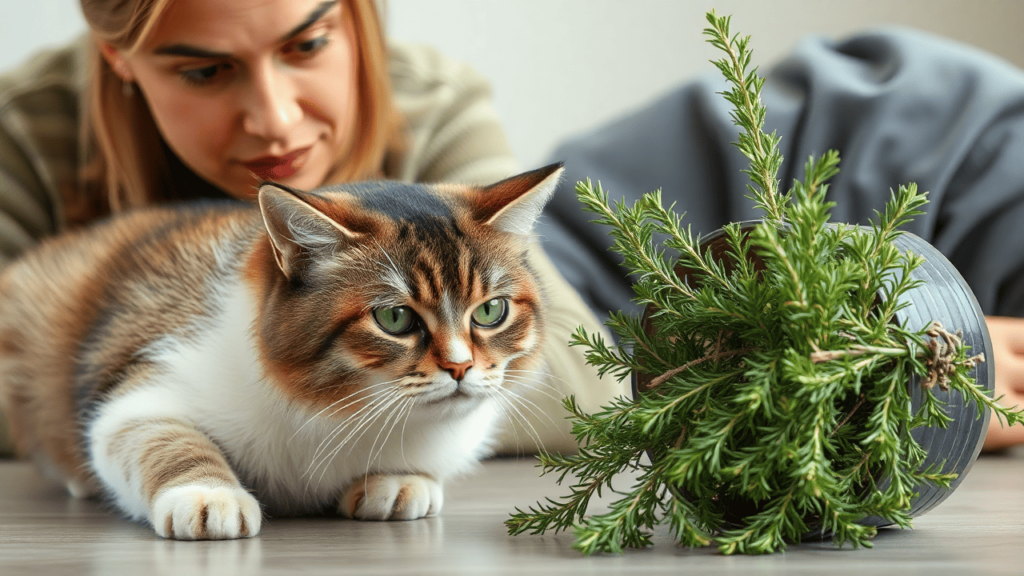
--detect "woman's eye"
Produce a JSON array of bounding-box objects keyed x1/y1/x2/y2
[
  {"x1": 472, "y1": 298, "x2": 508, "y2": 328},
  {"x1": 283, "y1": 35, "x2": 330, "y2": 59},
  {"x1": 374, "y1": 306, "x2": 416, "y2": 335},
  {"x1": 179, "y1": 63, "x2": 230, "y2": 86}
]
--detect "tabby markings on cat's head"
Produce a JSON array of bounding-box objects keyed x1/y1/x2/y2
[{"x1": 251, "y1": 164, "x2": 562, "y2": 417}]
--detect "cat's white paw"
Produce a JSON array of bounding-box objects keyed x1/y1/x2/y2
[
  {"x1": 150, "y1": 485, "x2": 262, "y2": 540},
  {"x1": 339, "y1": 474, "x2": 443, "y2": 521}
]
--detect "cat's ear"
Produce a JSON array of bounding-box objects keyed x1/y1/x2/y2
[
  {"x1": 473, "y1": 163, "x2": 563, "y2": 235},
  {"x1": 257, "y1": 183, "x2": 361, "y2": 279}
]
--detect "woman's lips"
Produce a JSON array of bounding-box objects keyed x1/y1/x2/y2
[{"x1": 242, "y1": 146, "x2": 311, "y2": 180}]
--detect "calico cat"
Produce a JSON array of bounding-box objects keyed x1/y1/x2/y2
[{"x1": 0, "y1": 164, "x2": 561, "y2": 540}]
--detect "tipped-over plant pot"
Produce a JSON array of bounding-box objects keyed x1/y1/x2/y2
[
  {"x1": 506, "y1": 11, "x2": 1021, "y2": 555},
  {"x1": 633, "y1": 222, "x2": 994, "y2": 528}
]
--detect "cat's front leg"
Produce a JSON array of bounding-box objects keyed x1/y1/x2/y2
[
  {"x1": 339, "y1": 474, "x2": 443, "y2": 521},
  {"x1": 91, "y1": 416, "x2": 261, "y2": 540}
]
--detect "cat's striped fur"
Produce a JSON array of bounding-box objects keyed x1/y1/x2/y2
[{"x1": 0, "y1": 164, "x2": 562, "y2": 539}]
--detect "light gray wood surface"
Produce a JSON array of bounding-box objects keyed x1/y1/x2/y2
[{"x1": 1, "y1": 448, "x2": 1021, "y2": 575}]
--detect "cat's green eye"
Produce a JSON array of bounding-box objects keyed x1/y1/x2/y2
[
  {"x1": 472, "y1": 298, "x2": 508, "y2": 328},
  {"x1": 374, "y1": 306, "x2": 416, "y2": 335}
]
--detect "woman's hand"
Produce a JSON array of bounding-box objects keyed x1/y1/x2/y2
[{"x1": 982, "y1": 316, "x2": 1024, "y2": 451}]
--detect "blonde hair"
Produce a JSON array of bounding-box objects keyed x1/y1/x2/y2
[{"x1": 76, "y1": 0, "x2": 400, "y2": 224}]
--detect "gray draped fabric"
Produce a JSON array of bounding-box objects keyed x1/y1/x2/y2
[{"x1": 538, "y1": 28, "x2": 1024, "y2": 323}]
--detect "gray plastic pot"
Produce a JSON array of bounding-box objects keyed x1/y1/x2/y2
[{"x1": 632, "y1": 222, "x2": 993, "y2": 529}]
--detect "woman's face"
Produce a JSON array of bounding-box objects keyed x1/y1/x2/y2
[{"x1": 109, "y1": 0, "x2": 358, "y2": 199}]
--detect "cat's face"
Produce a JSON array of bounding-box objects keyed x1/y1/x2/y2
[{"x1": 252, "y1": 165, "x2": 561, "y2": 418}]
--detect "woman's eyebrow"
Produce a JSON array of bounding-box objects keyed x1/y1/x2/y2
[
  {"x1": 153, "y1": 44, "x2": 230, "y2": 59},
  {"x1": 281, "y1": 0, "x2": 340, "y2": 42},
  {"x1": 152, "y1": 0, "x2": 340, "y2": 58}
]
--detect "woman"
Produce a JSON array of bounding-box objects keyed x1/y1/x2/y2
[{"x1": 0, "y1": 0, "x2": 623, "y2": 455}]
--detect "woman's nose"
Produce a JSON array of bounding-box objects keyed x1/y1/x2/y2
[{"x1": 241, "y1": 63, "x2": 302, "y2": 142}]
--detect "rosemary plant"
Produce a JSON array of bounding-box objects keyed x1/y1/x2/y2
[{"x1": 506, "y1": 10, "x2": 1024, "y2": 555}]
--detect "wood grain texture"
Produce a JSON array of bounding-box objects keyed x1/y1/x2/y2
[{"x1": 0, "y1": 449, "x2": 1021, "y2": 575}]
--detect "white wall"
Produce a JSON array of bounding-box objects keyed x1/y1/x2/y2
[
  {"x1": 384, "y1": 0, "x2": 1024, "y2": 167},
  {"x1": 0, "y1": 0, "x2": 86, "y2": 69},
  {"x1": 4, "y1": 0, "x2": 1023, "y2": 168}
]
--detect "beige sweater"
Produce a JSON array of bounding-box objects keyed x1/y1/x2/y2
[{"x1": 0, "y1": 38, "x2": 625, "y2": 456}]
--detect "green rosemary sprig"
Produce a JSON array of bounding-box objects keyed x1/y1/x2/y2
[{"x1": 506, "y1": 9, "x2": 1024, "y2": 555}]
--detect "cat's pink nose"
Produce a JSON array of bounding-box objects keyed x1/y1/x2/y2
[{"x1": 440, "y1": 360, "x2": 473, "y2": 382}]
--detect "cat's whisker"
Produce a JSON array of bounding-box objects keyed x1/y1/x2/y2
[
  {"x1": 499, "y1": 386, "x2": 566, "y2": 415},
  {"x1": 504, "y1": 368, "x2": 570, "y2": 386},
  {"x1": 482, "y1": 388, "x2": 525, "y2": 457},
  {"x1": 503, "y1": 375, "x2": 567, "y2": 415},
  {"x1": 329, "y1": 391, "x2": 405, "y2": 458},
  {"x1": 304, "y1": 400, "x2": 392, "y2": 493},
  {"x1": 488, "y1": 389, "x2": 546, "y2": 454},
  {"x1": 303, "y1": 388, "x2": 403, "y2": 486},
  {"x1": 503, "y1": 366, "x2": 569, "y2": 385},
  {"x1": 287, "y1": 365, "x2": 391, "y2": 400},
  {"x1": 364, "y1": 396, "x2": 409, "y2": 472},
  {"x1": 315, "y1": 389, "x2": 403, "y2": 458},
  {"x1": 398, "y1": 398, "x2": 415, "y2": 471},
  {"x1": 321, "y1": 381, "x2": 403, "y2": 422},
  {"x1": 314, "y1": 393, "x2": 408, "y2": 491},
  {"x1": 367, "y1": 398, "x2": 413, "y2": 476},
  {"x1": 483, "y1": 387, "x2": 539, "y2": 448},
  {"x1": 303, "y1": 386, "x2": 403, "y2": 470},
  {"x1": 290, "y1": 379, "x2": 402, "y2": 443},
  {"x1": 502, "y1": 369, "x2": 571, "y2": 393},
  {"x1": 306, "y1": 395, "x2": 400, "y2": 494},
  {"x1": 503, "y1": 377, "x2": 569, "y2": 426},
  {"x1": 377, "y1": 397, "x2": 411, "y2": 457},
  {"x1": 284, "y1": 376, "x2": 388, "y2": 414},
  {"x1": 315, "y1": 391, "x2": 403, "y2": 491},
  {"x1": 501, "y1": 385, "x2": 565, "y2": 432},
  {"x1": 499, "y1": 375, "x2": 567, "y2": 404},
  {"x1": 499, "y1": 397, "x2": 557, "y2": 450},
  {"x1": 366, "y1": 240, "x2": 410, "y2": 310},
  {"x1": 373, "y1": 240, "x2": 405, "y2": 279}
]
